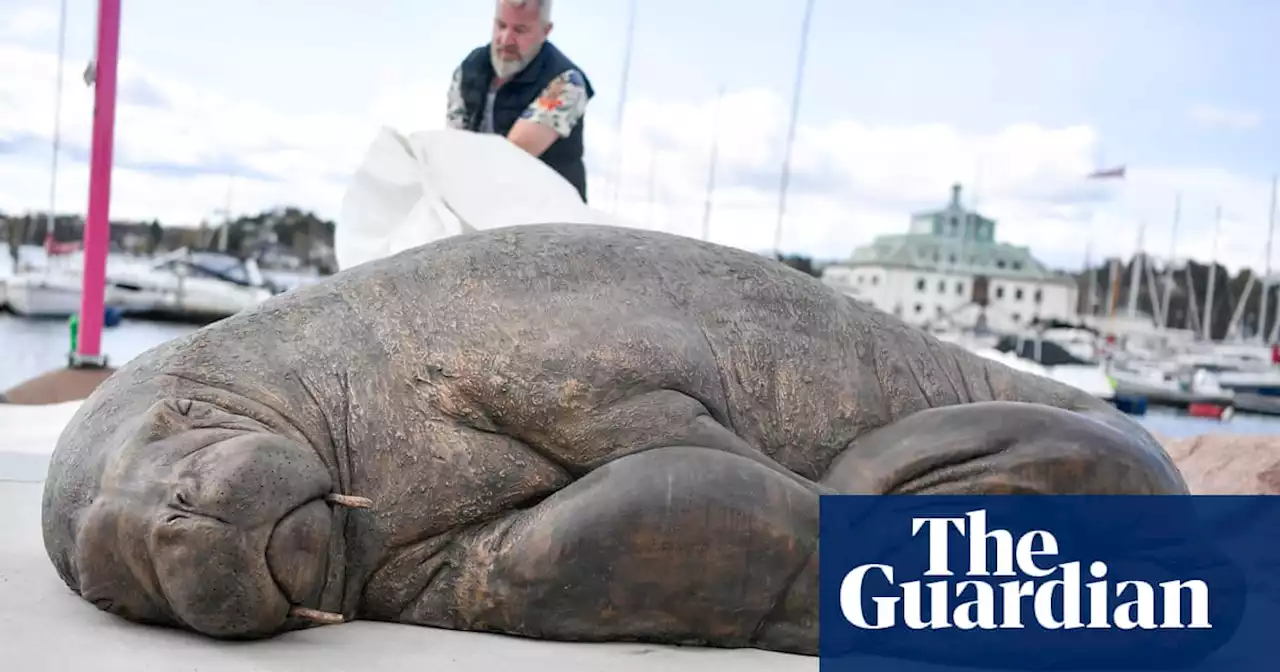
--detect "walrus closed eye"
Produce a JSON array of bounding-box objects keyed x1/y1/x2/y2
[{"x1": 65, "y1": 398, "x2": 368, "y2": 636}]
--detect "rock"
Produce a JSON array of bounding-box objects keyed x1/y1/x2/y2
[{"x1": 1161, "y1": 433, "x2": 1280, "y2": 495}]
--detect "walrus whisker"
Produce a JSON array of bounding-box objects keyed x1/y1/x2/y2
[
  {"x1": 289, "y1": 606, "x2": 345, "y2": 625},
  {"x1": 324, "y1": 494, "x2": 373, "y2": 509}
]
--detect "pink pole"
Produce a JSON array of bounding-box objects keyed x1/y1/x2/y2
[{"x1": 74, "y1": 0, "x2": 122, "y2": 367}]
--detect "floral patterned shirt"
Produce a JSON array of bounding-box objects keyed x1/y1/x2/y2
[{"x1": 446, "y1": 67, "x2": 590, "y2": 138}]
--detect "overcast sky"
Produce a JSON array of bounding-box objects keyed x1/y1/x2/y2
[{"x1": 1, "y1": 0, "x2": 1277, "y2": 274}]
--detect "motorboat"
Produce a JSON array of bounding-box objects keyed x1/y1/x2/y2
[
  {"x1": 2, "y1": 248, "x2": 276, "y2": 323},
  {"x1": 986, "y1": 332, "x2": 1116, "y2": 400},
  {"x1": 107, "y1": 248, "x2": 277, "y2": 322}
]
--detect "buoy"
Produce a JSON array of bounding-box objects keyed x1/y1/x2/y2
[
  {"x1": 1111, "y1": 395, "x2": 1148, "y2": 416},
  {"x1": 1187, "y1": 402, "x2": 1226, "y2": 420},
  {"x1": 103, "y1": 305, "x2": 124, "y2": 328}
]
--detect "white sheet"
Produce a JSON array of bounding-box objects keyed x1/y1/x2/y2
[{"x1": 335, "y1": 126, "x2": 636, "y2": 271}]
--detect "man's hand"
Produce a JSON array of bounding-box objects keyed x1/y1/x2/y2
[{"x1": 507, "y1": 69, "x2": 589, "y2": 157}]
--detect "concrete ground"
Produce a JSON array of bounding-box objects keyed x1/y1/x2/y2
[
  {"x1": 0, "y1": 478, "x2": 813, "y2": 672},
  {"x1": 0, "y1": 402, "x2": 814, "y2": 671},
  {"x1": 5, "y1": 399, "x2": 1275, "y2": 670}
]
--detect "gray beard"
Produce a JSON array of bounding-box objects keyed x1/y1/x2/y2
[{"x1": 490, "y1": 41, "x2": 543, "y2": 80}]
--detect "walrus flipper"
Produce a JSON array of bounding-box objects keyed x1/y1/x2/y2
[
  {"x1": 366, "y1": 446, "x2": 821, "y2": 654},
  {"x1": 821, "y1": 401, "x2": 1189, "y2": 495}
]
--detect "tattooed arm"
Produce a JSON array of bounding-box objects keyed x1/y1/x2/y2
[
  {"x1": 445, "y1": 66, "x2": 469, "y2": 130},
  {"x1": 506, "y1": 69, "x2": 590, "y2": 157}
]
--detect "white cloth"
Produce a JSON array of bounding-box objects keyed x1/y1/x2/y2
[{"x1": 335, "y1": 126, "x2": 631, "y2": 271}]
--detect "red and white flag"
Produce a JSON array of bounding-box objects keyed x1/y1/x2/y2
[{"x1": 1086, "y1": 165, "x2": 1126, "y2": 179}]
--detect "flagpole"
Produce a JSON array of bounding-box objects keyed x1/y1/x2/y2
[
  {"x1": 72, "y1": 0, "x2": 122, "y2": 369},
  {"x1": 1082, "y1": 162, "x2": 1127, "y2": 319},
  {"x1": 772, "y1": 0, "x2": 816, "y2": 257}
]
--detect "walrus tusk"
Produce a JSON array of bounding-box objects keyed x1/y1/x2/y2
[
  {"x1": 289, "y1": 606, "x2": 345, "y2": 625},
  {"x1": 325, "y1": 494, "x2": 373, "y2": 509}
]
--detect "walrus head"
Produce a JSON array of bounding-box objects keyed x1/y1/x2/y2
[{"x1": 54, "y1": 398, "x2": 369, "y2": 638}]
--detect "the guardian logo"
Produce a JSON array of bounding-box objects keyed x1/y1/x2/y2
[{"x1": 839, "y1": 509, "x2": 1212, "y2": 631}]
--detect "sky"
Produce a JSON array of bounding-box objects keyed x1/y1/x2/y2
[{"x1": 0, "y1": 0, "x2": 1278, "y2": 275}]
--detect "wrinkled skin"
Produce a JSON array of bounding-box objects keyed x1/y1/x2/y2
[{"x1": 41, "y1": 224, "x2": 1189, "y2": 655}]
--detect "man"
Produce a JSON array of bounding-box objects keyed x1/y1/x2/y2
[{"x1": 446, "y1": 0, "x2": 595, "y2": 202}]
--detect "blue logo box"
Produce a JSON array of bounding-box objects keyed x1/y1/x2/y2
[{"x1": 818, "y1": 495, "x2": 1280, "y2": 671}]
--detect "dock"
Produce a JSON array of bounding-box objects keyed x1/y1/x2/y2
[{"x1": 1111, "y1": 377, "x2": 1280, "y2": 419}]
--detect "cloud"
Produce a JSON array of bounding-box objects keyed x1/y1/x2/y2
[
  {"x1": 1187, "y1": 104, "x2": 1263, "y2": 131},
  {"x1": 1, "y1": 34, "x2": 1274, "y2": 279},
  {"x1": 0, "y1": 5, "x2": 57, "y2": 39},
  {"x1": 594, "y1": 90, "x2": 1278, "y2": 276}
]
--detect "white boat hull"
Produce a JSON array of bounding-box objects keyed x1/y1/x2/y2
[
  {"x1": 4, "y1": 252, "x2": 275, "y2": 321},
  {"x1": 970, "y1": 347, "x2": 1116, "y2": 400},
  {"x1": 3, "y1": 273, "x2": 95, "y2": 318}
]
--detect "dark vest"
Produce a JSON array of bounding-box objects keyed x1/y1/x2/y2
[{"x1": 458, "y1": 41, "x2": 595, "y2": 202}]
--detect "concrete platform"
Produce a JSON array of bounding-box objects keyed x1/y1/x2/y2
[
  {"x1": 0, "y1": 400, "x2": 813, "y2": 671},
  {"x1": 0, "y1": 479, "x2": 812, "y2": 671}
]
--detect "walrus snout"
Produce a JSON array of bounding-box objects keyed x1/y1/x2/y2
[
  {"x1": 149, "y1": 432, "x2": 341, "y2": 638},
  {"x1": 70, "y1": 416, "x2": 363, "y2": 639}
]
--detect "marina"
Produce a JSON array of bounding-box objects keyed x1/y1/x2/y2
[{"x1": 819, "y1": 183, "x2": 1280, "y2": 423}]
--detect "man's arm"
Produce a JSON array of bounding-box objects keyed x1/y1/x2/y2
[
  {"x1": 445, "y1": 66, "x2": 469, "y2": 130},
  {"x1": 507, "y1": 69, "x2": 590, "y2": 157}
]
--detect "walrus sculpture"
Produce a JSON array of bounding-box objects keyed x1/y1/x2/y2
[{"x1": 41, "y1": 224, "x2": 1188, "y2": 656}]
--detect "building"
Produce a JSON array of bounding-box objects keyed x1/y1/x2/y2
[{"x1": 821, "y1": 183, "x2": 1079, "y2": 334}]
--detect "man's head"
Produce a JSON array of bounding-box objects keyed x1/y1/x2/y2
[{"x1": 490, "y1": 0, "x2": 553, "y2": 80}]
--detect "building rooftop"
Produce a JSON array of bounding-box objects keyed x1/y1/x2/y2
[{"x1": 842, "y1": 183, "x2": 1068, "y2": 282}]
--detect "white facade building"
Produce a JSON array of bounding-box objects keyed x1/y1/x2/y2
[{"x1": 821, "y1": 183, "x2": 1079, "y2": 334}]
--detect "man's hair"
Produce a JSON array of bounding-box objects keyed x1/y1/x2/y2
[{"x1": 500, "y1": 0, "x2": 551, "y2": 24}]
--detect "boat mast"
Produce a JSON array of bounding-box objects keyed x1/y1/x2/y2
[
  {"x1": 1159, "y1": 191, "x2": 1181, "y2": 330},
  {"x1": 771, "y1": 0, "x2": 816, "y2": 257},
  {"x1": 1202, "y1": 204, "x2": 1222, "y2": 341},
  {"x1": 1126, "y1": 220, "x2": 1144, "y2": 318},
  {"x1": 700, "y1": 86, "x2": 726, "y2": 242},
  {"x1": 1260, "y1": 174, "x2": 1277, "y2": 344},
  {"x1": 45, "y1": 0, "x2": 69, "y2": 258},
  {"x1": 607, "y1": 0, "x2": 638, "y2": 213},
  {"x1": 1082, "y1": 239, "x2": 1095, "y2": 317}
]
